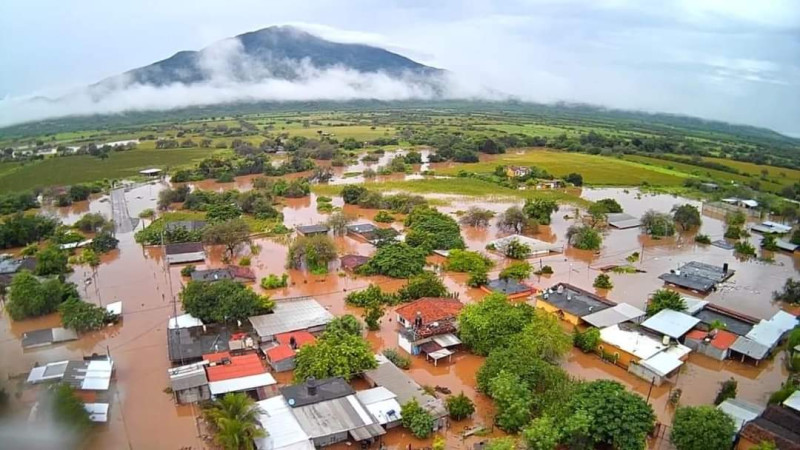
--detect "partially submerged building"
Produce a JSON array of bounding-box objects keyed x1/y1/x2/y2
[
  {"x1": 395, "y1": 297, "x2": 464, "y2": 364},
  {"x1": 346, "y1": 223, "x2": 400, "y2": 245},
  {"x1": 21, "y1": 327, "x2": 79, "y2": 349},
  {"x1": 481, "y1": 278, "x2": 537, "y2": 300},
  {"x1": 168, "y1": 362, "x2": 210, "y2": 404},
  {"x1": 165, "y1": 242, "x2": 206, "y2": 265},
  {"x1": 190, "y1": 268, "x2": 234, "y2": 283},
  {"x1": 737, "y1": 404, "x2": 800, "y2": 450},
  {"x1": 255, "y1": 396, "x2": 315, "y2": 450},
  {"x1": 658, "y1": 261, "x2": 735, "y2": 294},
  {"x1": 167, "y1": 314, "x2": 231, "y2": 364},
  {"x1": 536, "y1": 283, "x2": 616, "y2": 326},
  {"x1": 340, "y1": 254, "x2": 370, "y2": 272},
  {"x1": 249, "y1": 297, "x2": 334, "y2": 343},
  {"x1": 729, "y1": 311, "x2": 799, "y2": 364},
  {"x1": 266, "y1": 331, "x2": 316, "y2": 372},
  {"x1": 582, "y1": 303, "x2": 646, "y2": 328},
  {"x1": 204, "y1": 352, "x2": 277, "y2": 400},
  {"x1": 489, "y1": 234, "x2": 562, "y2": 257},
  {"x1": 641, "y1": 309, "x2": 701, "y2": 340},
  {"x1": 363, "y1": 355, "x2": 448, "y2": 430},
  {"x1": 717, "y1": 398, "x2": 764, "y2": 434},
  {"x1": 295, "y1": 224, "x2": 330, "y2": 236},
  {"x1": 165, "y1": 220, "x2": 207, "y2": 233},
  {"x1": 751, "y1": 221, "x2": 793, "y2": 235},
  {"x1": 606, "y1": 213, "x2": 640, "y2": 229},
  {"x1": 27, "y1": 356, "x2": 115, "y2": 423},
  {"x1": 355, "y1": 387, "x2": 403, "y2": 429},
  {"x1": 598, "y1": 324, "x2": 691, "y2": 386}
]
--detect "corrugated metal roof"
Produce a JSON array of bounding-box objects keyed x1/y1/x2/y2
[
  {"x1": 583, "y1": 303, "x2": 645, "y2": 328},
  {"x1": 168, "y1": 313, "x2": 203, "y2": 330},
  {"x1": 783, "y1": 390, "x2": 800, "y2": 413},
  {"x1": 363, "y1": 356, "x2": 447, "y2": 419},
  {"x1": 433, "y1": 333, "x2": 462, "y2": 348},
  {"x1": 641, "y1": 309, "x2": 700, "y2": 338},
  {"x1": 718, "y1": 398, "x2": 765, "y2": 431},
  {"x1": 291, "y1": 395, "x2": 384, "y2": 440},
  {"x1": 84, "y1": 403, "x2": 109, "y2": 423},
  {"x1": 606, "y1": 213, "x2": 640, "y2": 229},
  {"x1": 168, "y1": 363, "x2": 209, "y2": 391},
  {"x1": 355, "y1": 386, "x2": 396, "y2": 405},
  {"x1": 249, "y1": 298, "x2": 333, "y2": 338},
  {"x1": 208, "y1": 373, "x2": 276, "y2": 395},
  {"x1": 730, "y1": 336, "x2": 770, "y2": 360},
  {"x1": 746, "y1": 321, "x2": 785, "y2": 348},
  {"x1": 639, "y1": 352, "x2": 684, "y2": 377},
  {"x1": 600, "y1": 325, "x2": 666, "y2": 360},
  {"x1": 256, "y1": 396, "x2": 314, "y2": 450}
]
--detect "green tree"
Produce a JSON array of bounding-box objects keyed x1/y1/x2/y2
[
  {"x1": 522, "y1": 415, "x2": 561, "y2": 450},
  {"x1": 791, "y1": 228, "x2": 800, "y2": 245},
  {"x1": 573, "y1": 327, "x2": 601, "y2": 352},
  {"x1": 593, "y1": 273, "x2": 613, "y2": 289},
  {"x1": 467, "y1": 269, "x2": 489, "y2": 287},
  {"x1": 490, "y1": 370, "x2": 532, "y2": 432},
  {"x1": 363, "y1": 298, "x2": 385, "y2": 331},
  {"x1": 672, "y1": 204, "x2": 702, "y2": 231},
  {"x1": 485, "y1": 438, "x2": 516, "y2": 450},
  {"x1": 445, "y1": 249, "x2": 493, "y2": 273},
  {"x1": 294, "y1": 332, "x2": 376, "y2": 381},
  {"x1": 358, "y1": 243, "x2": 426, "y2": 278},
  {"x1": 74, "y1": 212, "x2": 111, "y2": 233},
  {"x1": 734, "y1": 240, "x2": 756, "y2": 257},
  {"x1": 641, "y1": 210, "x2": 676, "y2": 237},
  {"x1": 205, "y1": 393, "x2": 265, "y2": 450},
  {"x1": 459, "y1": 207, "x2": 495, "y2": 227},
  {"x1": 566, "y1": 225, "x2": 602, "y2": 250},
  {"x1": 59, "y1": 298, "x2": 116, "y2": 332},
  {"x1": 34, "y1": 244, "x2": 70, "y2": 275},
  {"x1": 180, "y1": 280, "x2": 273, "y2": 323},
  {"x1": 595, "y1": 198, "x2": 623, "y2": 213},
  {"x1": 325, "y1": 314, "x2": 363, "y2": 337},
  {"x1": 565, "y1": 173, "x2": 583, "y2": 186},
  {"x1": 499, "y1": 261, "x2": 532, "y2": 281},
  {"x1": 502, "y1": 237, "x2": 532, "y2": 259},
  {"x1": 325, "y1": 211, "x2": 354, "y2": 236},
  {"x1": 714, "y1": 378, "x2": 737, "y2": 405},
  {"x1": 670, "y1": 406, "x2": 735, "y2": 450},
  {"x1": 401, "y1": 399, "x2": 434, "y2": 438},
  {"x1": 646, "y1": 289, "x2": 687, "y2": 316},
  {"x1": 761, "y1": 235, "x2": 779, "y2": 251},
  {"x1": 566, "y1": 380, "x2": 655, "y2": 450},
  {"x1": 206, "y1": 203, "x2": 242, "y2": 222},
  {"x1": 773, "y1": 278, "x2": 800, "y2": 304},
  {"x1": 341, "y1": 185, "x2": 367, "y2": 204},
  {"x1": 90, "y1": 231, "x2": 119, "y2": 253},
  {"x1": 523, "y1": 199, "x2": 559, "y2": 225},
  {"x1": 286, "y1": 234, "x2": 338, "y2": 273},
  {"x1": 404, "y1": 206, "x2": 465, "y2": 252},
  {"x1": 396, "y1": 271, "x2": 449, "y2": 301},
  {"x1": 50, "y1": 384, "x2": 91, "y2": 435},
  {"x1": 6, "y1": 271, "x2": 78, "y2": 320},
  {"x1": 446, "y1": 392, "x2": 475, "y2": 421},
  {"x1": 202, "y1": 219, "x2": 251, "y2": 258},
  {"x1": 459, "y1": 293, "x2": 535, "y2": 355},
  {"x1": 497, "y1": 206, "x2": 535, "y2": 234}
]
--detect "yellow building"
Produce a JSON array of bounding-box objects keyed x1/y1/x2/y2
[{"x1": 536, "y1": 283, "x2": 616, "y2": 327}]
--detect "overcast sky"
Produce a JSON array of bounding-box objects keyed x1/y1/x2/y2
[{"x1": 1, "y1": 0, "x2": 798, "y2": 135}]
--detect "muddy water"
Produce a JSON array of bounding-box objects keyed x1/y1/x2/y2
[{"x1": 1, "y1": 173, "x2": 797, "y2": 449}]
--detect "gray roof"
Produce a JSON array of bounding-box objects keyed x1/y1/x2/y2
[
  {"x1": 641, "y1": 309, "x2": 701, "y2": 338},
  {"x1": 0, "y1": 257, "x2": 24, "y2": 274},
  {"x1": 290, "y1": 395, "x2": 385, "y2": 441},
  {"x1": 776, "y1": 240, "x2": 800, "y2": 252},
  {"x1": 295, "y1": 224, "x2": 329, "y2": 235},
  {"x1": 165, "y1": 221, "x2": 207, "y2": 232},
  {"x1": 21, "y1": 327, "x2": 79, "y2": 349},
  {"x1": 718, "y1": 398, "x2": 765, "y2": 432},
  {"x1": 582, "y1": 303, "x2": 645, "y2": 328},
  {"x1": 606, "y1": 213, "x2": 640, "y2": 229},
  {"x1": 659, "y1": 262, "x2": 734, "y2": 293},
  {"x1": 711, "y1": 240, "x2": 735, "y2": 250},
  {"x1": 694, "y1": 308, "x2": 755, "y2": 337},
  {"x1": 168, "y1": 363, "x2": 209, "y2": 391},
  {"x1": 165, "y1": 242, "x2": 205, "y2": 255},
  {"x1": 729, "y1": 336, "x2": 770, "y2": 360},
  {"x1": 190, "y1": 269, "x2": 234, "y2": 282},
  {"x1": 167, "y1": 326, "x2": 231, "y2": 363},
  {"x1": 539, "y1": 283, "x2": 615, "y2": 318},
  {"x1": 486, "y1": 278, "x2": 533, "y2": 296},
  {"x1": 249, "y1": 298, "x2": 334, "y2": 338},
  {"x1": 347, "y1": 223, "x2": 378, "y2": 234},
  {"x1": 281, "y1": 377, "x2": 354, "y2": 408},
  {"x1": 363, "y1": 355, "x2": 447, "y2": 419}
]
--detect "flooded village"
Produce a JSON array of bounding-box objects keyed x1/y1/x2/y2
[{"x1": 1, "y1": 149, "x2": 799, "y2": 450}]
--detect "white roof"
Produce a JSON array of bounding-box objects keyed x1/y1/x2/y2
[
  {"x1": 80, "y1": 359, "x2": 115, "y2": 390},
  {"x1": 249, "y1": 298, "x2": 334, "y2": 338},
  {"x1": 84, "y1": 403, "x2": 110, "y2": 423},
  {"x1": 718, "y1": 399, "x2": 764, "y2": 431},
  {"x1": 209, "y1": 373, "x2": 277, "y2": 396},
  {"x1": 356, "y1": 388, "x2": 402, "y2": 426},
  {"x1": 741, "y1": 199, "x2": 759, "y2": 208},
  {"x1": 168, "y1": 313, "x2": 203, "y2": 330},
  {"x1": 639, "y1": 352, "x2": 684, "y2": 377},
  {"x1": 783, "y1": 390, "x2": 800, "y2": 413},
  {"x1": 682, "y1": 297, "x2": 709, "y2": 315},
  {"x1": 27, "y1": 361, "x2": 70, "y2": 383},
  {"x1": 767, "y1": 311, "x2": 798, "y2": 334},
  {"x1": 599, "y1": 325, "x2": 667, "y2": 360},
  {"x1": 427, "y1": 348, "x2": 454, "y2": 360},
  {"x1": 433, "y1": 333, "x2": 462, "y2": 348},
  {"x1": 583, "y1": 303, "x2": 646, "y2": 328},
  {"x1": 106, "y1": 301, "x2": 122, "y2": 316},
  {"x1": 641, "y1": 309, "x2": 701, "y2": 338},
  {"x1": 746, "y1": 321, "x2": 785, "y2": 348},
  {"x1": 489, "y1": 234, "x2": 562, "y2": 255},
  {"x1": 139, "y1": 168, "x2": 162, "y2": 175},
  {"x1": 256, "y1": 396, "x2": 313, "y2": 450},
  {"x1": 760, "y1": 221, "x2": 793, "y2": 233},
  {"x1": 58, "y1": 239, "x2": 93, "y2": 250}
]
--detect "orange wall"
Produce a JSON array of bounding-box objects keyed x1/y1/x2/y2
[
  {"x1": 536, "y1": 300, "x2": 582, "y2": 326},
  {"x1": 596, "y1": 341, "x2": 639, "y2": 368}
]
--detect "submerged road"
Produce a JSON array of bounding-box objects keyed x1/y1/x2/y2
[{"x1": 110, "y1": 186, "x2": 134, "y2": 234}]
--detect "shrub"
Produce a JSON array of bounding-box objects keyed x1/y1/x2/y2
[
  {"x1": 593, "y1": 273, "x2": 613, "y2": 289},
  {"x1": 445, "y1": 249, "x2": 493, "y2": 273},
  {"x1": 181, "y1": 265, "x2": 196, "y2": 277},
  {"x1": 566, "y1": 225, "x2": 602, "y2": 250},
  {"x1": 534, "y1": 265, "x2": 553, "y2": 275},
  {"x1": 641, "y1": 210, "x2": 676, "y2": 237},
  {"x1": 714, "y1": 378, "x2": 737, "y2": 405},
  {"x1": 467, "y1": 269, "x2": 489, "y2": 287},
  {"x1": 286, "y1": 234, "x2": 338, "y2": 273},
  {"x1": 401, "y1": 399, "x2": 434, "y2": 438},
  {"x1": 260, "y1": 273, "x2": 289, "y2": 289},
  {"x1": 383, "y1": 348, "x2": 411, "y2": 370},
  {"x1": 499, "y1": 261, "x2": 532, "y2": 281},
  {"x1": 446, "y1": 392, "x2": 476, "y2": 421},
  {"x1": 238, "y1": 256, "x2": 251, "y2": 266},
  {"x1": 373, "y1": 210, "x2": 395, "y2": 223},
  {"x1": 396, "y1": 271, "x2": 449, "y2": 301},
  {"x1": 672, "y1": 204, "x2": 702, "y2": 231},
  {"x1": 773, "y1": 278, "x2": 800, "y2": 305},
  {"x1": 694, "y1": 233, "x2": 711, "y2": 244},
  {"x1": 647, "y1": 289, "x2": 687, "y2": 316},
  {"x1": 59, "y1": 298, "x2": 117, "y2": 332},
  {"x1": 734, "y1": 240, "x2": 756, "y2": 257},
  {"x1": 459, "y1": 207, "x2": 495, "y2": 227},
  {"x1": 503, "y1": 238, "x2": 532, "y2": 259},
  {"x1": 574, "y1": 327, "x2": 601, "y2": 352}
]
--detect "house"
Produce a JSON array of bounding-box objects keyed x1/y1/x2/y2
[
  {"x1": 0, "y1": 255, "x2": 36, "y2": 288},
  {"x1": 737, "y1": 405, "x2": 800, "y2": 450},
  {"x1": 190, "y1": 268, "x2": 234, "y2": 283},
  {"x1": 729, "y1": 311, "x2": 799, "y2": 364},
  {"x1": 684, "y1": 329, "x2": 739, "y2": 361},
  {"x1": 21, "y1": 327, "x2": 79, "y2": 349},
  {"x1": 506, "y1": 166, "x2": 531, "y2": 178},
  {"x1": 295, "y1": 224, "x2": 330, "y2": 236},
  {"x1": 775, "y1": 240, "x2": 800, "y2": 253},
  {"x1": 722, "y1": 198, "x2": 759, "y2": 209},
  {"x1": 598, "y1": 324, "x2": 691, "y2": 385},
  {"x1": 266, "y1": 331, "x2": 316, "y2": 372},
  {"x1": 355, "y1": 387, "x2": 403, "y2": 429},
  {"x1": 255, "y1": 396, "x2": 315, "y2": 450},
  {"x1": 165, "y1": 242, "x2": 205, "y2": 264},
  {"x1": 641, "y1": 309, "x2": 701, "y2": 340},
  {"x1": 751, "y1": 221, "x2": 793, "y2": 235},
  {"x1": 227, "y1": 265, "x2": 257, "y2": 282},
  {"x1": 693, "y1": 303, "x2": 758, "y2": 337},
  {"x1": 167, "y1": 314, "x2": 231, "y2": 364},
  {"x1": 204, "y1": 352, "x2": 277, "y2": 400},
  {"x1": 606, "y1": 213, "x2": 641, "y2": 229},
  {"x1": 27, "y1": 356, "x2": 115, "y2": 423},
  {"x1": 536, "y1": 283, "x2": 616, "y2": 326},
  {"x1": 280, "y1": 377, "x2": 385, "y2": 447},
  {"x1": 363, "y1": 355, "x2": 448, "y2": 430},
  {"x1": 340, "y1": 254, "x2": 370, "y2": 272},
  {"x1": 582, "y1": 303, "x2": 646, "y2": 328},
  {"x1": 488, "y1": 234, "x2": 562, "y2": 257},
  {"x1": 536, "y1": 180, "x2": 564, "y2": 189},
  {"x1": 717, "y1": 398, "x2": 764, "y2": 434},
  {"x1": 139, "y1": 168, "x2": 162, "y2": 177},
  {"x1": 347, "y1": 223, "x2": 379, "y2": 241},
  {"x1": 658, "y1": 261, "x2": 735, "y2": 294},
  {"x1": 249, "y1": 298, "x2": 334, "y2": 344},
  {"x1": 168, "y1": 362, "x2": 211, "y2": 404},
  {"x1": 481, "y1": 278, "x2": 537, "y2": 300},
  {"x1": 395, "y1": 297, "x2": 464, "y2": 362}
]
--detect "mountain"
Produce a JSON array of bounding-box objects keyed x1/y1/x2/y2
[{"x1": 93, "y1": 25, "x2": 443, "y2": 89}]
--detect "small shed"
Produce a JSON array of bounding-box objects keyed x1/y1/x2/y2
[
  {"x1": 205, "y1": 352, "x2": 277, "y2": 400},
  {"x1": 295, "y1": 224, "x2": 330, "y2": 236},
  {"x1": 606, "y1": 213, "x2": 640, "y2": 229},
  {"x1": 168, "y1": 362, "x2": 210, "y2": 404},
  {"x1": 165, "y1": 242, "x2": 205, "y2": 265},
  {"x1": 249, "y1": 298, "x2": 334, "y2": 343},
  {"x1": 658, "y1": 261, "x2": 734, "y2": 294},
  {"x1": 717, "y1": 398, "x2": 764, "y2": 433},
  {"x1": 356, "y1": 387, "x2": 403, "y2": 429},
  {"x1": 583, "y1": 303, "x2": 646, "y2": 328},
  {"x1": 266, "y1": 331, "x2": 316, "y2": 372},
  {"x1": 684, "y1": 329, "x2": 738, "y2": 360},
  {"x1": 340, "y1": 255, "x2": 370, "y2": 272},
  {"x1": 481, "y1": 278, "x2": 536, "y2": 300},
  {"x1": 190, "y1": 268, "x2": 234, "y2": 283},
  {"x1": 21, "y1": 327, "x2": 79, "y2": 349},
  {"x1": 139, "y1": 168, "x2": 162, "y2": 176}
]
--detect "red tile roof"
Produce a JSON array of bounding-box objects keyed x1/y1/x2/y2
[
  {"x1": 709, "y1": 330, "x2": 738, "y2": 350},
  {"x1": 685, "y1": 330, "x2": 707, "y2": 341},
  {"x1": 395, "y1": 297, "x2": 464, "y2": 325},
  {"x1": 266, "y1": 344, "x2": 295, "y2": 362},
  {"x1": 206, "y1": 354, "x2": 265, "y2": 382},
  {"x1": 276, "y1": 331, "x2": 316, "y2": 347}
]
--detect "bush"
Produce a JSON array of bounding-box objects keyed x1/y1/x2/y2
[
  {"x1": 467, "y1": 269, "x2": 489, "y2": 287},
  {"x1": 445, "y1": 249, "x2": 493, "y2": 273},
  {"x1": 180, "y1": 265, "x2": 196, "y2": 277},
  {"x1": 593, "y1": 273, "x2": 613, "y2": 289},
  {"x1": 734, "y1": 240, "x2": 756, "y2": 257},
  {"x1": 238, "y1": 256, "x2": 251, "y2": 266},
  {"x1": 459, "y1": 207, "x2": 495, "y2": 227},
  {"x1": 59, "y1": 298, "x2": 117, "y2": 332},
  {"x1": 401, "y1": 399, "x2": 434, "y2": 438},
  {"x1": 566, "y1": 225, "x2": 602, "y2": 250},
  {"x1": 694, "y1": 234, "x2": 711, "y2": 244},
  {"x1": 345, "y1": 284, "x2": 399, "y2": 306},
  {"x1": 358, "y1": 243, "x2": 427, "y2": 278},
  {"x1": 397, "y1": 271, "x2": 450, "y2": 301},
  {"x1": 714, "y1": 378, "x2": 737, "y2": 405},
  {"x1": 341, "y1": 185, "x2": 367, "y2": 204},
  {"x1": 286, "y1": 234, "x2": 338, "y2": 273},
  {"x1": 499, "y1": 261, "x2": 532, "y2": 281},
  {"x1": 641, "y1": 210, "x2": 676, "y2": 237},
  {"x1": 574, "y1": 327, "x2": 601, "y2": 352},
  {"x1": 260, "y1": 273, "x2": 289, "y2": 289},
  {"x1": 534, "y1": 265, "x2": 553, "y2": 275},
  {"x1": 446, "y1": 392, "x2": 475, "y2": 421},
  {"x1": 383, "y1": 348, "x2": 411, "y2": 370},
  {"x1": 374, "y1": 210, "x2": 395, "y2": 223},
  {"x1": 50, "y1": 384, "x2": 91, "y2": 435},
  {"x1": 647, "y1": 289, "x2": 687, "y2": 316},
  {"x1": 773, "y1": 278, "x2": 800, "y2": 305}
]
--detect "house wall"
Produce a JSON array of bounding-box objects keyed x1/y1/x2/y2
[
  {"x1": 596, "y1": 341, "x2": 639, "y2": 369},
  {"x1": 398, "y1": 333, "x2": 413, "y2": 354},
  {"x1": 628, "y1": 362, "x2": 666, "y2": 386},
  {"x1": 684, "y1": 339, "x2": 728, "y2": 361},
  {"x1": 176, "y1": 386, "x2": 211, "y2": 404},
  {"x1": 312, "y1": 431, "x2": 349, "y2": 447},
  {"x1": 268, "y1": 357, "x2": 296, "y2": 372},
  {"x1": 535, "y1": 301, "x2": 582, "y2": 326},
  {"x1": 166, "y1": 252, "x2": 206, "y2": 265}
]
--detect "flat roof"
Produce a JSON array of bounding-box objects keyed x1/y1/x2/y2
[
  {"x1": 730, "y1": 336, "x2": 770, "y2": 360},
  {"x1": 167, "y1": 327, "x2": 231, "y2": 363},
  {"x1": 295, "y1": 224, "x2": 329, "y2": 234},
  {"x1": 489, "y1": 234, "x2": 562, "y2": 255},
  {"x1": 347, "y1": 223, "x2": 378, "y2": 234},
  {"x1": 209, "y1": 373, "x2": 277, "y2": 396},
  {"x1": 363, "y1": 355, "x2": 447, "y2": 419},
  {"x1": 139, "y1": 168, "x2": 162, "y2": 175},
  {"x1": 290, "y1": 395, "x2": 385, "y2": 441},
  {"x1": 641, "y1": 309, "x2": 701, "y2": 338},
  {"x1": 21, "y1": 327, "x2": 78, "y2": 349},
  {"x1": 27, "y1": 361, "x2": 70, "y2": 384},
  {"x1": 600, "y1": 325, "x2": 667, "y2": 360},
  {"x1": 165, "y1": 242, "x2": 205, "y2": 255},
  {"x1": 168, "y1": 313, "x2": 204, "y2": 330},
  {"x1": 718, "y1": 398, "x2": 765, "y2": 432},
  {"x1": 281, "y1": 377, "x2": 354, "y2": 408},
  {"x1": 249, "y1": 298, "x2": 333, "y2": 338},
  {"x1": 191, "y1": 268, "x2": 234, "y2": 282},
  {"x1": 487, "y1": 278, "x2": 534, "y2": 296},
  {"x1": 606, "y1": 213, "x2": 640, "y2": 229},
  {"x1": 85, "y1": 403, "x2": 110, "y2": 423},
  {"x1": 783, "y1": 390, "x2": 800, "y2": 413},
  {"x1": 62, "y1": 358, "x2": 114, "y2": 391},
  {"x1": 540, "y1": 283, "x2": 615, "y2": 318},
  {"x1": 659, "y1": 261, "x2": 734, "y2": 293},
  {"x1": 639, "y1": 351, "x2": 684, "y2": 377},
  {"x1": 256, "y1": 396, "x2": 314, "y2": 450},
  {"x1": 168, "y1": 362, "x2": 209, "y2": 391},
  {"x1": 694, "y1": 308, "x2": 754, "y2": 336},
  {"x1": 583, "y1": 303, "x2": 645, "y2": 328}
]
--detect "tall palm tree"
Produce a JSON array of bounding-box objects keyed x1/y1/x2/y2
[{"x1": 205, "y1": 393, "x2": 265, "y2": 450}]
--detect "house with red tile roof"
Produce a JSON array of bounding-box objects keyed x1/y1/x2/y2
[
  {"x1": 395, "y1": 298, "x2": 464, "y2": 364},
  {"x1": 202, "y1": 352, "x2": 277, "y2": 400},
  {"x1": 265, "y1": 331, "x2": 316, "y2": 372},
  {"x1": 684, "y1": 329, "x2": 738, "y2": 361}
]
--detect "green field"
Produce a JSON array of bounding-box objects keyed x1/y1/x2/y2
[
  {"x1": 436, "y1": 149, "x2": 688, "y2": 186},
  {"x1": 0, "y1": 147, "x2": 216, "y2": 191},
  {"x1": 701, "y1": 156, "x2": 800, "y2": 187}
]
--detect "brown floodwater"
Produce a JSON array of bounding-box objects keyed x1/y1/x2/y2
[{"x1": 1, "y1": 168, "x2": 797, "y2": 449}]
